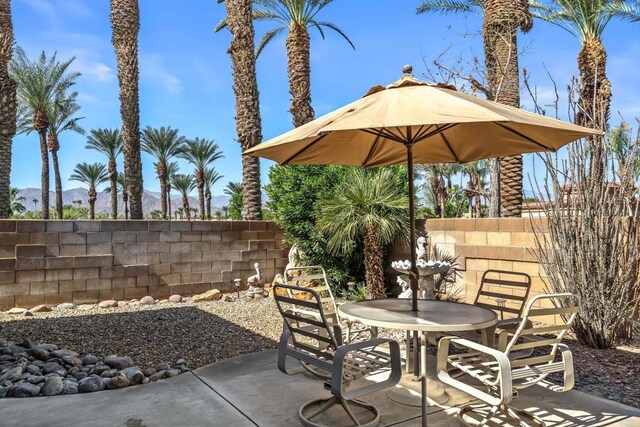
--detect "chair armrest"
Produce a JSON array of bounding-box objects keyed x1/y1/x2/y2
[
  {"x1": 557, "y1": 343, "x2": 574, "y2": 392},
  {"x1": 496, "y1": 317, "x2": 523, "y2": 329}
]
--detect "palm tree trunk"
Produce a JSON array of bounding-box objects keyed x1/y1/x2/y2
[
  {"x1": 483, "y1": 0, "x2": 531, "y2": 218},
  {"x1": 110, "y1": 0, "x2": 144, "y2": 219},
  {"x1": 166, "y1": 183, "x2": 172, "y2": 220},
  {"x1": 577, "y1": 37, "x2": 610, "y2": 184},
  {"x1": 109, "y1": 158, "x2": 118, "y2": 219},
  {"x1": 123, "y1": 193, "x2": 129, "y2": 219},
  {"x1": 183, "y1": 198, "x2": 190, "y2": 221},
  {"x1": 363, "y1": 225, "x2": 386, "y2": 300},
  {"x1": 286, "y1": 23, "x2": 314, "y2": 127},
  {"x1": 37, "y1": 128, "x2": 49, "y2": 219},
  {"x1": 88, "y1": 187, "x2": 96, "y2": 220},
  {"x1": 0, "y1": 0, "x2": 16, "y2": 219},
  {"x1": 47, "y1": 131, "x2": 63, "y2": 219},
  {"x1": 225, "y1": 0, "x2": 263, "y2": 220},
  {"x1": 157, "y1": 162, "x2": 167, "y2": 219},
  {"x1": 206, "y1": 190, "x2": 212, "y2": 220},
  {"x1": 196, "y1": 169, "x2": 205, "y2": 220}
]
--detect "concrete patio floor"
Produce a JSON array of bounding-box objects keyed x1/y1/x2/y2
[{"x1": 0, "y1": 349, "x2": 638, "y2": 426}]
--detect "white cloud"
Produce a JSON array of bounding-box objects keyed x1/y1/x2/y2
[
  {"x1": 19, "y1": 0, "x2": 92, "y2": 27},
  {"x1": 140, "y1": 53, "x2": 183, "y2": 95},
  {"x1": 73, "y1": 58, "x2": 115, "y2": 82}
]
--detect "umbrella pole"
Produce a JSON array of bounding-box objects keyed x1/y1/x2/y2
[{"x1": 407, "y1": 143, "x2": 419, "y2": 313}]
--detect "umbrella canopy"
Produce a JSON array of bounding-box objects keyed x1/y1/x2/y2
[{"x1": 246, "y1": 68, "x2": 602, "y2": 313}]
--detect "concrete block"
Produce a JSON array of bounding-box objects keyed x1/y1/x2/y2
[
  {"x1": 191, "y1": 242, "x2": 211, "y2": 253},
  {"x1": 15, "y1": 244, "x2": 46, "y2": 259},
  {"x1": 0, "y1": 295, "x2": 15, "y2": 309},
  {"x1": 45, "y1": 257, "x2": 74, "y2": 269},
  {"x1": 181, "y1": 252, "x2": 202, "y2": 263},
  {"x1": 201, "y1": 272, "x2": 222, "y2": 282},
  {"x1": 44, "y1": 293, "x2": 73, "y2": 305},
  {"x1": 158, "y1": 273, "x2": 181, "y2": 285},
  {"x1": 136, "y1": 253, "x2": 160, "y2": 265},
  {"x1": 136, "y1": 231, "x2": 160, "y2": 242},
  {"x1": 0, "y1": 283, "x2": 28, "y2": 296},
  {"x1": 124, "y1": 265, "x2": 149, "y2": 277},
  {"x1": 123, "y1": 287, "x2": 147, "y2": 299},
  {"x1": 221, "y1": 231, "x2": 240, "y2": 242},
  {"x1": 29, "y1": 232, "x2": 58, "y2": 244},
  {"x1": 486, "y1": 232, "x2": 511, "y2": 246},
  {"x1": 59, "y1": 280, "x2": 86, "y2": 293},
  {"x1": 465, "y1": 232, "x2": 487, "y2": 246},
  {"x1": 170, "y1": 242, "x2": 190, "y2": 253},
  {"x1": 15, "y1": 258, "x2": 46, "y2": 271},
  {"x1": 170, "y1": 221, "x2": 191, "y2": 231},
  {"x1": 498, "y1": 218, "x2": 525, "y2": 232},
  {"x1": 239, "y1": 231, "x2": 259, "y2": 241},
  {"x1": 231, "y1": 221, "x2": 251, "y2": 230},
  {"x1": 74, "y1": 255, "x2": 113, "y2": 269},
  {"x1": 159, "y1": 252, "x2": 181, "y2": 264},
  {"x1": 123, "y1": 243, "x2": 148, "y2": 254},
  {"x1": 230, "y1": 261, "x2": 248, "y2": 271},
  {"x1": 136, "y1": 275, "x2": 158, "y2": 287},
  {"x1": 72, "y1": 290, "x2": 100, "y2": 304},
  {"x1": 0, "y1": 259, "x2": 15, "y2": 271},
  {"x1": 87, "y1": 243, "x2": 113, "y2": 255},
  {"x1": 58, "y1": 232, "x2": 87, "y2": 245},
  {"x1": 45, "y1": 245, "x2": 60, "y2": 257},
  {"x1": 16, "y1": 221, "x2": 45, "y2": 233},
  {"x1": 181, "y1": 272, "x2": 202, "y2": 283},
  {"x1": 112, "y1": 231, "x2": 137, "y2": 243},
  {"x1": 191, "y1": 261, "x2": 211, "y2": 273},
  {"x1": 59, "y1": 244, "x2": 86, "y2": 256},
  {"x1": 201, "y1": 232, "x2": 222, "y2": 242},
  {"x1": 191, "y1": 222, "x2": 212, "y2": 231},
  {"x1": 231, "y1": 241, "x2": 250, "y2": 251},
  {"x1": 0, "y1": 246, "x2": 13, "y2": 257},
  {"x1": 221, "y1": 250, "x2": 242, "y2": 262},
  {"x1": 111, "y1": 243, "x2": 124, "y2": 255},
  {"x1": 86, "y1": 278, "x2": 112, "y2": 290},
  {"x1": 181, "y1": 232, "x2": 202, "y2": 242},
  {"x1": 148, "y1": 221, "x2": 171, "y2": 231},
  {"x1": 257, "y1": 231, "x2": 276, "y2": 240},
  {"x1": 125, "y1": 221, "x2": 149, "y2": 231},
  {"x1": 249, "y1": 221, "x2": 267, "y2": 231},
  {"x1": 73, "y1": 268, "x2": 100, "y2": 280},
  {"x1": 0, "y1": 220, "x2": 16, "y2": 232},
  {"x1": 45, "y1": 221, "x2": 74, "y2": 232},
  {"x1": 16, "y1": 270, "x2": 44, "y2": 283},
  {"x1": 100, "y1": 265, "x2": 125, "y2": 278},
  {"x1": 258, "y1": 241, "x2": 276, "y2": 250},
  {"x1": 267, "y1": 249, "x2": 285, "y2": 259},
  {"x1": 99, "y1": 288, "x2": 124, "y2": 301},
  {"x1": 0, "y1": 232, "x2": 29, "y2": 245},
  {"x1": 30, "y1": 282, "x2": 59, "y2": 295},
  {"x1": 170, "y1": 263, "x2": 191, "y2": 274},
  {"x1": 15, "y1": 294, "x2": 45, "y2": 307},
  {"x1": 241, "y1": 250, "x2": 266, "y2": 261},
  {"x1": 159, "y1": 231, "x2": 181, "y2": 242},
  {"x1": 148, "y1": 242, "x2": 170, "y2": 253},
  {"x1": 46, "y1": 269, "x2": 74, "y2": 281},
  {"x1": 148, "y1": 285, "x2": 171, "y2": 298},
  {"x1": 74, "y1": 221, "x2": 101, "y2": 232},
  {"x1": 211, "y1": 222, "x2": 232, "y2": 231},
  {"x1": 100, "y1": 221, "x2": 126, "y2": 232},
  {"x1": 111, "y1": 277, "x2": 136, "y2": 289},
  {"x1": 87, "y1": 232, "x2": 112, "y2": 244},
  {"x1": 149, "y1": 263, "x2": 171, "y2": 275}
]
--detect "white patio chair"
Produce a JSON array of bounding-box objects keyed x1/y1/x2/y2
[
  {"x1": 284, "y1": 266, "x2": 376, "y2": 343},
  {"x1": 436, "y1": 293, "x2": 579, "y2": 426},
  {"x1": 274, "y1": 284, "x2": 402, "y2": 427}
]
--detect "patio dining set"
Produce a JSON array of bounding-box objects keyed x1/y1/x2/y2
[{"x1": 274, "y1": 266, "x2": 578, "y2": 427}]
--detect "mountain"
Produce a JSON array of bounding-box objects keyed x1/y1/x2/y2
[{"x1": 15, "y1": 188, "x2": 231, "y2": 215}]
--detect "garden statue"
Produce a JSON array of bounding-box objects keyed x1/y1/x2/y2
[
  {"x1": 397, "y1": 276, "x2": 412, "y2": 299},
  {"x1": 246, "y1": 263, "x2": 268, "y2": 299},
  {"x1": 416, "y1": 236, "x2": 427, "y2": 262}
]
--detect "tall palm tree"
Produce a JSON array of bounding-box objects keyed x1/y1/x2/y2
[
  {"x1": 10, "y1": 47, "x2": 79, "y2": 219},
  {"x1": 86, "y1": 128, "x2": 122, "y2": 219},
  {"x1": 217, "y1": 0, "x2": 355, "y2": 127},
  {"x1": 0, "y1": 0, "x2": 17, "y2": 219},
  {"x1": 31, "y1": 198, "x2": 38, "y2": 212},
  {"x1": 529, "y1": 0, "x2": 640, "y2": 181},
  {"x1": 9, "y1": 187, "x2": 25, "y2": 215},
  {"x1": 417, "y1": 0, "x2": 532, "y2": 217},
  {"x1": 172, "y1": 174, "x2": 195, "y2": 221},
  {"x1": 69, "y1": 162, "x2": 109, "y2": 220},
  {"x1": 216, "y1": 0, "x2": 264, "y2": 220},
  {"x1": 141, "y1": 126, "x2": 185, "y2": 219},
  {"x1": 317, "y1": 168, "x2": 409, "y2": 299},
  {"x1": 116, "y1": 172, "x2": 128, "y2": 219},
  {"x1": 204, "y1": 167, "x2": 224, "y2": 220},
  {"x1": 178, "y1": 138, "x2": 223, "y2": 220},
  {"x1": 224, "y1": 181, "x2": 243, "y2": 220},
  {"x1": 166, "y1": 161, "x2": 179, "y2": 220},
  {"x1": 47, "y1": 93, "x2": 84, "y2": 219},
  {"x1": 110, "y1": 0, "x2": 143, "y2": 219}
]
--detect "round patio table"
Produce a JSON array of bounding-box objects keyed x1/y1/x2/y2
[{"x1": 338, "y1": 299, "x2": 497, "y2": 427}]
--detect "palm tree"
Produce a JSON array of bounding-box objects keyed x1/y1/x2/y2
[
  {"x1": 224, "y1": 181, "x2": 243, "y2": 220},
  {"x1": 9, "y1": 187, "x2": 25, "y2": 215},
  {"x1": 32, "y1": 198, "x2": 38, "y2": 212},
  {"x1": 10, "y1": 47, "x2": 79, "y2": 219},
  {"x1": 0, "y1": 0, "x2": 17, "y2": 219},
  {"x1": 222, "y1": 205, "x2": 229, "y2": 219},
  {"x1": 417, "y1": 0, "x2": 532, "y2": 217},
  {"x1": 69, "y1": 162, "x2": 109, "y2": 219},
  {"x1": 529, "y1": 0, "x2": 640, "y2": 181},
  {"x1": 85, "y1": 129, "x2": 122, "y2": 219},
  {"x1": 110, "y1": 0, "x2": 144, "y2": 219},
  {"x1": 178, "y1": 138, "x2": 223, "y2": 220},
  {"x1": 47, "y1": 93, "x2": 84, "y2": 218},
  {"x1": 116, "y1": 172, "x2": 128, "y2": 219},
  {"x1": 172, "y1": 174, "x2": 196, "y2": 221},
  {"x1": 317, "y1": 168, "x2": 409, "y2": 299},
  {"x1": 216, "y1": 0, "x2": 264, "y2": 220},
  {"x1": 217, "y1": 0, "x2": 354, "y2": 128},
  {"x1": 204, "y1": 167, "x2": 223, "y2": 220},
  {"x1": 166, "y1": 161, "x2": 179, "y2": 220},
  {"x1": 141, "y1": 126, "x2": 185, "y2": 219}
]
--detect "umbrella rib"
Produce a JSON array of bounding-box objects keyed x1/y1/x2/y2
[
  {"x1": 281, "y1": 134, "x2": 329, "y2": 165},
  {"x1": 413, "y1": 125, "x2": 433, "y2": 142},
  {"x1": 439, "y1": 132, "x2": 460, "y2": 163},
  {"x1": 493, "y1": 122, "x2": 553, "y2": 151},
  {"x1": 362, "y1": 134, "x2": 382, "y2": 167},
  {"x1": 361, "y1": 128, "x2": 406, "y2": 144},
  {"x1": 414, "y1": 123, "x2": 458, "y2": 144}
]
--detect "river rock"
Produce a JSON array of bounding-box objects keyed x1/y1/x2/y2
[
  {"x1": 78, "y1": 304, "x2": 95, "y2": 311},
  {"x1": 51, "y1": 349, "x2": 78, "y2": 359},
  {"x1": 7, "y1": 308, "x2": 27, "y2": 315},
  {"x1": 0, "y1": 386, "x2": 9, "y2": 398},
  {"x1": 120, "y1": 367, "x2": 144, "y2": 385},
  {"x1": 104, "y1": 355, "x2": 132, "y2": 370},
  {"x1": 32, "y1": 348, "x2": 50, "y2": 361},
  {"x1": 74, "y1": 372, "x2": 88, "y2": 381},
  {"x1": 56, "y1": 303, "x2": 76, "y2": 311},
  {"x1": 168, "y1": 294, "x2": 182, "y2": 303},
  {"x1": 139, "y1": 296, "x2": 155, "y2": 305},
  {"x1": 98, "y1": 300, "x2": 118, "y2": 309},
  {"x1": 32, "y1": 344, "x2": 58, "y2": 352},
  {"x1": 142, "y1": 368, "x2": 156, "y2": 377},
  {"x1": 148, "y1": 370, "x2": 166, "y2": 382},
  {"x1": 42, "y1": 363, "x2": 65, "y2": 376},
  {"x1": 41, "y1": 376, "x2": 64, "y2": 396},
  {"x1": 27, "y1": 375, "x2": 45, "y2": 385},
  {"x1": 78, "y1": 377, "x2": 105, "y2": 393},
  {"x1": 155, "y1": 362, "x2": 170, "y2": 372},
  {"x1": 165, "y1": 369, "x2": 180, "y2": 378},
  {"x1": 62, "y1": 380, "x2": 78, "y2": 395},
  {"x1": 30, "y1": 304, "x2": 50, "y2": 313},
  {"x1": 0, "y1": 367, "x2": 23, "y2": 383},
  {"x1": 10, "y1": 382, "x2": 40, "y2": 397},
  {"x1": 117, "y1": 301, "x2": 128, "y2": 308},
  {"x1": 62, "y1": 356, "x2": 83, "y2": 367},
  {"x1": 92, "y1": 364, "x2": 109, "y2": 375},
  {"x1": 81, "y1": 354, "x2": 98, "y2": 365},
  {"x1": 106, "y1": 374, "x2": 129, "y2": 389},
  {"x1": 192, "y1": 289, "x2": 221, "y2": 302},
  {"x1": 26, "y1": 365, "x2": 41, "y2": 375}
]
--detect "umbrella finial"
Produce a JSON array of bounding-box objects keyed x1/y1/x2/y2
[{"x1": 403, "y1": 64, "x2": 413, "y2": 75}]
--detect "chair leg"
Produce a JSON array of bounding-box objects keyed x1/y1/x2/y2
[
  {"x1": 457, "y1": 403, "x2": 545, "y2": 427},
  {"x1": 299, "y1": 396, "x2": 381, "y2": 427}
]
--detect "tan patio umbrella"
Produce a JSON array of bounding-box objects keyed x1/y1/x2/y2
[{"x1": 245, "y1": 66, "x2": 601, "y2": 312}]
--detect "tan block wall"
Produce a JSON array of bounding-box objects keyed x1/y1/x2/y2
[{"x1": 0, "y1": 220, "x2": 288, "y2": 309}]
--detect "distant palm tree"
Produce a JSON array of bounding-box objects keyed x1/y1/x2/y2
[
  {"x1": 86, "y1": 128, "x2": 123, "y2": 219},
  {"x1": 110, "y1": 0, "x2": 144, "y2": 219},
  {"x1": 9, "y1": 187, "x2": 25, "y2": 215},
  {"x1": 165, "y1": 161, "x2": 179, "y2": 220},
  {"x1": 224, "y1": 181, "x2": 243, "y2": 220},
  {"x1": 203, "y1": 167, "x2": 223, "y2": 220},
  {"x1": 32, "y1": 198, "x2": 38, "y2": 212},
  {"x1": 116, "y1": 172, "x2": 128, "y2": 219},
  {"x1": 178, "y1": 138, "x2": 223, "y2": 220},
  {"x1": 172, "y1": 174, "x2": 196, "y2": 221},
  {"x1": 222, "y1": 205, "x2": 229, "y2": 219},
  {"x1": 69, "y1": 162, "x2": 109, "y2": 219},
  {"x1": 0, "y1": 0, "x2": 17, "y2": 219},
  {"x1": 317, "y1": 168, "x2": 409, "y2": 299},
  {"x1": 46, "y1": 94, "x2": 84, "y2": 218},
  {"x1": 141, "y1": 126, "x2": 185, "y2": 219},
  {"x1": 10, "y1": 47, "x2": 79, "y2": 219}
]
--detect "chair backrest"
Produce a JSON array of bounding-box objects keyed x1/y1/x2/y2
[
  {"x1": 273, "y1": 283, "x2": 342, "y2": 362},
  {"x1": 474, "y1": 270, "x2": 532, "y2": 319},
  {"x1": 503, "y1": 293, "x2": 579, "y2": 368},
  {"x1": 284, "y1": 266, "x2": 338, "y2": 320}
]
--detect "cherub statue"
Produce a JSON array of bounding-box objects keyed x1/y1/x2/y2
[
  {"x1": 416, "y1": 236, "x2": 427, "y2": 262},
  {"x1": 397, "y1": 275, "x2": 412, "y2": 299}
]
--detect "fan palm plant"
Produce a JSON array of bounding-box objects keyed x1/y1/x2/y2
[
  {"x1": 204, "y1": 167, "x2": 224, "y2": 220},
  {"x1": 46, "y1": 94, "x2": 84, "y2": 219},
  {"x1": 216, "y1": 0, "x2": 354, "y2": 127},
  {"x1": 86, "y1": 129, "x2": 122, "y2": 219},
  {"x1": 165, "y1": 161, "x2": 179, "y2": 220},
  {"x1": 10, "y1": 47, "x2": 79, "y2": 219},
  {"x1": 178, "y1": 138, "x2": 223, "y2": 220},
  {"x1": 417, "y1": 0, "x2": 532, "y2": 217},
  {"x1": 317, "y1": 168, "x2": 409, "y2": 299},
  {"x1": 216, "y1": 0, "x2": 264, "y2": 220},
  {"x1": 0, "y1": 0, "x2": 17, "y2": 219},
  {"x1": 172, "y1": 174, "x2": 196, "y2": 221},
  {"x1": 9, "y1": 187, "x2": 25, "y2": 215},
  {"x1": 529, "y1": 0, "x2": 640, "y2": 181},
  {"x1": 110, "y1": 0, "x2": 143, "y2": 219},
  {"x1": 116, "y1": 172, "x2": 128, "y2": 219},
  {"x1": 141, "y1": 126, "x2": 185, "y2": 219},
  {"x1": 69, "y1": 162, "x2": 109, "y2": 219},
  {"x1": 224, "y1": 181, "x2": 243, "y2": 220}
]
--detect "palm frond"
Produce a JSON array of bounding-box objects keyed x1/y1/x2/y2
[
  {"x1": 416, "y1": 0, "x2": 482, "y2": 15},
  {"x1": 256, "y1": 27, "x2": 286, "y2": 57},
  {"x1": 313, "y1": 21, "x2": 355, "y2": 49}
]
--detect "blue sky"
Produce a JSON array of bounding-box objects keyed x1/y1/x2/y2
[{"x1": 10, "y1": 0, "x2": 640, "y2": 197}]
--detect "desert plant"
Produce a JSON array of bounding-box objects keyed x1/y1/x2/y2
[
  {"x1": 224, "y1": 181, "x2": 243, "y2": 220},
  {"x1": 172, "y1": 174, "x2": 196, "y2": 221},
  {"x1": 69, "y1": 162, "x2": 109, "y2": 220}
]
